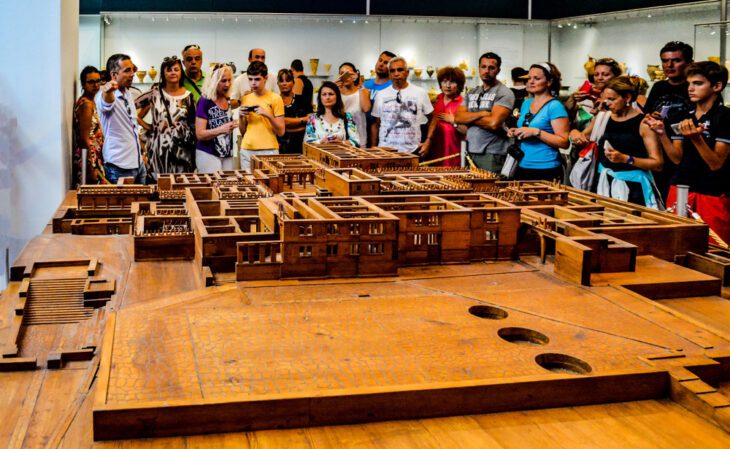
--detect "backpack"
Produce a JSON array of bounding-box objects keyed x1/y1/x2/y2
[{"x1": 569, "y1": 111, "x2": 610, "y2": 191}]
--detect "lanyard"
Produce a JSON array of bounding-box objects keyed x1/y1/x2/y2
[{"x1": 119, "y1": 93, "x2": 142, "y2": 166}]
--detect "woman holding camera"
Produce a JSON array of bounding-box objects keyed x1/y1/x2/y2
[
  {"x1": 508, "y1": 63, "x2": 570, "y2": 181},
  {"x1": 195, "y1": 63, "x2": 239, "y2": 172},
  {"x1": 336, "y1": 62, "x2": 370, "y2": 148},
  {"x1": 304, "y1": 81, "x2": 359, "y2": 147},
  {"x1": 570, "y1": 76, "x2": 663, "y2": 207}
]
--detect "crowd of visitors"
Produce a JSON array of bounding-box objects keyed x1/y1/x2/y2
[{"x1": 73, "y1": 40, "x2": 730, "y2": 243}]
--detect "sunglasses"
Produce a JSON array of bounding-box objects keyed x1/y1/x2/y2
[
  {"x1": 389, "y1": 67, "x2": 406, "y2": 73},
  {"x1": 183, "y1": 44, "x2": 201, "y2": 52},
  {"x1": 163, "y1": 55, "x2": 179, "y2": 63},
  {"x1": 523, "y1": 112, "x2": 536, "y2": 127},
  {"x1": 213, "y1": 62, "x2": 237, "y2": 73}
]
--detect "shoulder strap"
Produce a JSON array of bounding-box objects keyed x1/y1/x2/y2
[
  {"x1": 185, "y1": 74, "x2": 202, "y2": 95},
  {"x1": 532, "y1": 98, "x2": 557, "y2": 118},
  {"x1": 344, "y1": 114, "x2": 350, "y2": 141},
  {"x1": 589, "y1": 111, "x2": 611, "y2": 142},
  {"x1": 160, "y1": 90, "x2": 175, "y2": 128}
]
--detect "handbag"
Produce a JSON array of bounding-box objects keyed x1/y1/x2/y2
[
  {"x1": 500, "y1": 138, "x2": 524, "y2": 178},
  {"x1": 501, "y1": 98, "x2": 555, "y2": 179},
  {"x1": 569, "y1": 111, "x2": 610, "y2": 191},
  {"x1": 161, "y1": 93, "x2": 196, "y2": 165}
]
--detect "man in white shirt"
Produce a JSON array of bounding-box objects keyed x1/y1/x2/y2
[
  {"x1": 231, "y1": 48, "x2": 277, "y2": 104},
  {"x1": 370, "y1": 56, "x2": 433, "y2": 153},
  {"x1": 96, "y1": 53, "x2": 146, "y2": 184}
]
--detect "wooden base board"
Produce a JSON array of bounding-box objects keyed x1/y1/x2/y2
[
  {"x1": 93, "y1": 370, "x2": 667, "y2": 440},
  {"x1": 92, "y1": 283, "x2": 722, "y2": 441}
]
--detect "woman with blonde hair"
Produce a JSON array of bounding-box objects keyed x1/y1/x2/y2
[
  {"x1": 570, "y1": 75, "x2": 663, "y2": 207},
  {"x1": 195, "y1": 63, "x2": 239, "y2": 172}
]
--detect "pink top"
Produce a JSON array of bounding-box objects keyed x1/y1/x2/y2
[{"x1": 431, "y1": 93, "x2": 464, "y2": 167}]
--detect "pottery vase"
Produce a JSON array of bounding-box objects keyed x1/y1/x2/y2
[
  {"x1": 136, "y1": 71, "x2": 147, "y2": 83},
  {"x1": 148, "y1": 66, "x2": 158, "y2": 82},
  {"x1": 310, "y1": 58, "x2": 319, "y2": 76}
]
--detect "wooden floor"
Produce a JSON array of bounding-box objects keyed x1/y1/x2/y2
[{"x1": 2, "y1": 198, "x2": 730, "y2": 446}]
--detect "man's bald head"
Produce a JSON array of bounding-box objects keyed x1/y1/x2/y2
[{"x1": 248, "y1": 48, "x2": 266, "y2": 63}]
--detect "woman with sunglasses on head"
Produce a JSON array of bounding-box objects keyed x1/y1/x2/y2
[
  {"x1": 570, "y1": 76, "x2": 663, "y2": 207},
  {"x1": 277, "y1": 69, "x2": 309, "y2": 154},
  {"x1": 421, "y1": 66, "x2": 467, "y2": 167},
  {"x1": 73, "y1": 65, "x2": 108, "y2": 185},
  {"x1": 195, "y1": 64, "x2": 239, "y2": 172},
  {"x1": 336, "y1": 62, "x2": 370, "y2": 148},
  {"x1": 305, "y1": 81, "x2": 359, "y2": 147},
  {"x1": 136, "y1": 55, "x2": 196, "y2": 178},
  {"x1": 565, "y1": 58, "x2": 622, "y2": 129},
  {"x1": 508, "y1": 62, "x2": 570, "y2": 181}
]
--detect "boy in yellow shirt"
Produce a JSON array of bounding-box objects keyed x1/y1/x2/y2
[{"x1": 238, "y1": 61, "x2": 285, "y2": 171}]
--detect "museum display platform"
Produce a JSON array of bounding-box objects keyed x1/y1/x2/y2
[{"x1": 2, "y1": 147, "x2": 730, "y2": 447}]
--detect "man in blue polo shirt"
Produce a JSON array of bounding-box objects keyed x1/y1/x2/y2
[
  {"x1": 96, "y1": 53, "x2": 146, "y2": 184},
  {"x1": 364, "y1": 50, "x2": 395, "y2": 147}
]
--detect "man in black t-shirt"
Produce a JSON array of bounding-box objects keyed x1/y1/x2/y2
[
  {"x1": 291, "y1": 59, "x2": 314, "y2": 114},
  {"x1": 644, "y1": 41, "x2": 694, "y2": 200},
  {"x1": 646, "y1": 61, "x2": 730, "y2": 245}
]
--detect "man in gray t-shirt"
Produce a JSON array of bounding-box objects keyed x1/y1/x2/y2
[{"x1": 455, "y1": 52, "x2": 515, "y2": 173}]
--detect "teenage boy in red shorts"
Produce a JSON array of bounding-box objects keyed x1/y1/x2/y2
[{"x1": 645, "y1": 61, "x2": 730, "y2": 245}]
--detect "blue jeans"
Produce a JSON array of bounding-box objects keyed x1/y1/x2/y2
[{"x1": 103, "y1": 163, "x2": 147, "y2": 185}]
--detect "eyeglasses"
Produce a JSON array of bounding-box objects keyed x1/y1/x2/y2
[
  {"x1": 389, "y1": 67, "x2": 406, "y2": 73},
  {"x1": 183, "y1": 44, "x2": 201, "y2": 52}
]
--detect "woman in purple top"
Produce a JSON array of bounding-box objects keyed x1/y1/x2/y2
[{"x1": 195, "y1": 63, "x2": 240, "y2": 172}]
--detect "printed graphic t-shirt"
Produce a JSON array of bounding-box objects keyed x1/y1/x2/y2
[
  {"x1": 371, "y1": 84, "x2": 434, "y2": 153},
  {"x1": 195, "y1": 96, "x2": 233, "y2": 158}
]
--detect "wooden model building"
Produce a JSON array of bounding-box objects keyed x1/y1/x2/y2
[{"x1": 3, "y1": 146, "x2": 730, "y2": 447}]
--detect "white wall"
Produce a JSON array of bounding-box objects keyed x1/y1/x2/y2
[
  {"x1": 97, "y1": 15, "x2": 548, "y2": 89},
  {"x1": 553, "y1": 7, "x2": 721, "y2": 91},
  {"x1": 80, "y1": 15, "x2": 102, "y2": 71},
  {"x1": 0, "y1": 0, "x2": 78, "y2": 287}
]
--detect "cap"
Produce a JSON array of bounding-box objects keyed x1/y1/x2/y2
[{"x1": 511, "y1": 67, "x2": 529, "y2": 81}]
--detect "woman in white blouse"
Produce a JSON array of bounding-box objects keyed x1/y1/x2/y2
[{"x1": 304, "y1": 81, "x2": 359, "y2": 147}]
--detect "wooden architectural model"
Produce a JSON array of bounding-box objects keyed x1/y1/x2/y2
[{"x1": 3, "y1": 144, "x2": 730, "y2": 447}]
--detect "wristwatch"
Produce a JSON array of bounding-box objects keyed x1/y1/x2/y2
[{"x1": 626, "y1": 155, "x2": 635, "y2": 165}]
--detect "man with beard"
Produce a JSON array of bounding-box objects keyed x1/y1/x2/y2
[
  {"x1": 96, "y1": 53, "x2": 146, "y2": 184},
  {"x1": 364, "y1": 50, "x2": 395, "y2": 146},
  {"x1": 455, "y1": 52, "x2": 515, "y2": 172}
]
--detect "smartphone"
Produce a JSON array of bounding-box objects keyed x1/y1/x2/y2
[
  {"x1": 241, "y1": 105, "x2": 258, "y2": 113},
  {"x1": 335, "y1": 72, "x2": 350, "y2": 83},
  {"x1": 660, "y1": 105, "x2": 670, "y2": 119},
  {"x1": 578, "y1": 80, "x2": 592, "y2": 93}
]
